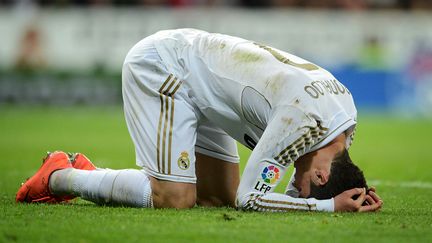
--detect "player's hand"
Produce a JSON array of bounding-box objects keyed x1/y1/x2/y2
[
  {"x1": 334, "y1": 188, "x2": 383, "y2": 212},
  {"x1": 362, "y1": 187, "x2": 383, "y2": 211}
]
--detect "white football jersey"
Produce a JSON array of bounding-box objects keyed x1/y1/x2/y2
[{"x1": 152, "y1": 29, "x2": 357, "y2": 212}]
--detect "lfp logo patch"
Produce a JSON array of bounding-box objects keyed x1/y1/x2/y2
[{"x1": 261, "y1": 165, "x2": 280, "y2": 184}]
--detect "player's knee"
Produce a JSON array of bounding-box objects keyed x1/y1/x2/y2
[{"x1": 150, "y1": 178, "x2": 196, "y2": 209}]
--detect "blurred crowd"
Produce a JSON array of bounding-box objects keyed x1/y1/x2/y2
[{"x1": 1, "y1": 0, "x2": 432, "y2": 10}]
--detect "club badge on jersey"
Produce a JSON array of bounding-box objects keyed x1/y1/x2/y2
[{"x1": 177, "y1": 151, "x2": 190, "y2": 170}]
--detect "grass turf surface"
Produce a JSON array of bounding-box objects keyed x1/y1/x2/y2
[{"x1": 1, "y1": 106, "x2": 431, "y2": 242}]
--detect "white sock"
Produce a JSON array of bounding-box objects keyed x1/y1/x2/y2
[{"x1": 49, "y1": 168, "x2": 153, "y2": 208}]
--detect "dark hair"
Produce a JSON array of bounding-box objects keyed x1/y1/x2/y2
[{"x1": 308, "y1": 149, "x2": 368, "y2": 200}]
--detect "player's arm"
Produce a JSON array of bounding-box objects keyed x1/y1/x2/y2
[
  {"x1": 236, "y1": 106, "x2": 381, "y2": 212},
  {"x1": 236, "y1": 106, "x2": 335, "y2": 212},
  {"x1": 236, "y1": 157, "x2": 335, "y2": 212}
]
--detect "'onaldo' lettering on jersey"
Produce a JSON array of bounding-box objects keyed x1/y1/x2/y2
[
  {"x1": 304, "y1": 79, "x2": 351, "y2": 99},
  {"x1": 252, "y1": 42, "x2": 349, "y2": 100}
]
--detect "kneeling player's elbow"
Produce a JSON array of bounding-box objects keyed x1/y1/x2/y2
[{"x1": 234, "y1": 191, "x2": 251, "y2": 210}]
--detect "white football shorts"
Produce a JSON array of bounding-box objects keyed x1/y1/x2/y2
[{"x1": 122, "y1": 36, "x2": 239, "y2": 183}]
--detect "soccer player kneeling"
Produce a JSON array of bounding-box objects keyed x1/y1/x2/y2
[{"x1": 16, "y1": 29, "x2": 383, "y2": 213}]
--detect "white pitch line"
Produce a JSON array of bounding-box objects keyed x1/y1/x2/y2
[{"x1": 368, "y1": 180, "x2": 432, "y2": 189}]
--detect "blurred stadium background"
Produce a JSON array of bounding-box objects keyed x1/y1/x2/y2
[
  {"x1": 1, "y1": 2, "x2": 432, "y2": 241},
  {"x1": 1, "y1": 0, "x2": 432, "y2": 115}
]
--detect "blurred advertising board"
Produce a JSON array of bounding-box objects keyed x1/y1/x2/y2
[{"x1": 0, "y1": 8, "x2": 431, "y2": 114}]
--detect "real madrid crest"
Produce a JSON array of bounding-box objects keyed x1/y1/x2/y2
[{"x1": 177, "y1": 151, "x2": 190, "y2": 170}]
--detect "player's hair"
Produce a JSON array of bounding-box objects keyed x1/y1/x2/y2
[{"x1": 308, "y1": 149, "x2": 368, "y2": 200}]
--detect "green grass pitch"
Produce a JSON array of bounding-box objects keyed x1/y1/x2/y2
[{"x1": 1, "y1": 106, "x2": 431, "y2": 242}]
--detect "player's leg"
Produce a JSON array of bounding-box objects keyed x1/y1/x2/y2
[
  {"x1": 122, "y1": 37, "x2": 199, "y2": 209},
  {"x1": 17, "y1": 36, "x2": 198, "y2": 208},
  {"x1": 15, "y1": 151, "x2": 152, "y2": 207},
  {"x1": 50, "y1": 159, "x2": 197, "y2": 208},
  {"x1": 51, "y1": 37, "x2": 198, "y2": 208},
  {"x1": 196, "y1": 153, "x2": 239, "y2": 207},
  {"x1": 50, "y1": 167, "x2": 153, "y2": 207},
  {"x1": 149, "y1": 177, "x2": 196, "y2": 208},
  {"x1": 194, "y1": 121, "x2": 240, "y2": 207}
]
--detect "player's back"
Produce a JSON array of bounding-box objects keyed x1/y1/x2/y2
[
  {"x1": 153, "y1": 29, "x2": 356, "y2": 150},
  {"x1": 154, "y1": 29, "x2": 322, "y2": 104}
]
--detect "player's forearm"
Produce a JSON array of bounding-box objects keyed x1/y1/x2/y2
[{"x1": 237, "y1": 192, "x2": 334, "y2": 212}]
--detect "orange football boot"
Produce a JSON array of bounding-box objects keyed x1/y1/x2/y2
[
  {"x1": 16, "y1": 151, "x2": 72, "y2": 203},
  {"x1": 68, "y1": 153, "x2": 96, "y2": 170}
]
